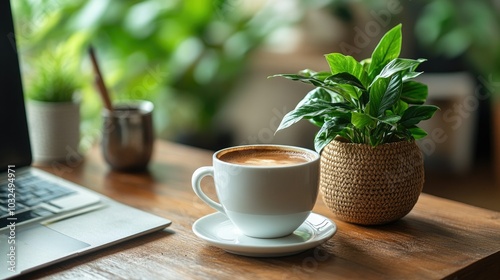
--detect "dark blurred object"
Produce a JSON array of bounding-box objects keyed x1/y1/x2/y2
[{"x1": 102, "y1": 101, "x2": 154, "y2": 171}]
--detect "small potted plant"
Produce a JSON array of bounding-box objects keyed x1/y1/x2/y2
[
  {"x1": 270, "y1": 24, "x2": 439, "y2": 225},
  {"x1": 25, "y1": 45, "x2": 82, "y2": 163}
]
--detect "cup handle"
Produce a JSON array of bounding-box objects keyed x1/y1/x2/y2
[{"x1": 192, "y1": 166, "x2": 225, "y2": 214}]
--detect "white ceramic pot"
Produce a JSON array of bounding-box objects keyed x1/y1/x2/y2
[{"x1": 26, "y1": 100, "x2": 80, "y2": 163}]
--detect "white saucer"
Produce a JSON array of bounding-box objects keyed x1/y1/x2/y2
[{"x1": 192, "y1": 212, "x2": 337, "y2": 257}]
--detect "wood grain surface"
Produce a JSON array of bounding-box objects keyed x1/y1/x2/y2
[{"x1": 28, "y1": 140, "x2": 500, "y2": 280}]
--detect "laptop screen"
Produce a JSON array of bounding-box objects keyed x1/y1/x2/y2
[{"x1": 0, "y1": 0, "x2": 32, "y2": 171}]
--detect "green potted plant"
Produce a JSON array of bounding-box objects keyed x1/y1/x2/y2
[
  {"x1": 270, "y1": 24, "x2": 439, "y2": 225},
  {"x1": 26, "y1": 45, "x2": 82, "y2": 163}
]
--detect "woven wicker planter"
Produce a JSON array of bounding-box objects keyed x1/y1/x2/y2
[{"x1": 320, "y1": 139, "x2": 424, "y2": 225}]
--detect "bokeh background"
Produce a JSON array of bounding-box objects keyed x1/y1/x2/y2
[{"x1": 11, "y1": 0, "x2": 500, "y2": 210}]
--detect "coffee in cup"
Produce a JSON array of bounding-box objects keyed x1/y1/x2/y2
[
  {"x1": 192, "y1": 145, "x2": 320, "y2": 238},
  {"x1": 217, "y1": 146, "x2": 312, "y2": 166}
]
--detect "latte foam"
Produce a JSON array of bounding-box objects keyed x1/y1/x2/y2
[{"x1": 218, "y1": 147, "x2": 311, "y2": 166}]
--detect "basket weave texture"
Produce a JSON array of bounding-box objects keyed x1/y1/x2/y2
[{"x1": 320, "y1": 140, "x2": 424, "y2": 225}]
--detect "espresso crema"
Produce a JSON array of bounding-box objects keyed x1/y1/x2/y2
[{"x1": 218, "y1": 147, "x2": 312, "y2": 166}]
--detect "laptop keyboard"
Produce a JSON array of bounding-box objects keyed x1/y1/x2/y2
[{"x1": 0, "y1": 174, "x2": 76, "y2": 228}]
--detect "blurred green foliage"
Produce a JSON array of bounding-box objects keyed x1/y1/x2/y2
[
  {"x1": 303, "y1": 0, "x2": 500, "y2": 92},
  {"x1": 12, "y1": 0, "x2": 305, "y2": 145},
  {"x1": 415, "y1": 0, "x2": 500, "y2": 77},
  {"x1": 25, "y1": 41, "x2": 83, "y2": 102}
]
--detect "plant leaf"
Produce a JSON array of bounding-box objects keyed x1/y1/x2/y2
[
  {"x1": 305, "y1": 104, "x2": 351, "y2": 128},
  {"x1": 314, "y1": 119, "x2": 348, "y2": 152},
  {"x1": 323, "y1": 84, "x2": 359, "y2": 105},
  {"x1": 326, "y1": 72, "x2": 367, "y2": 91},
  {"x1": 314, "y1": 129, "x2": 336, "y2": 153},
  {"x1": 368, "y1": 24, "x2": 402, "y2": 78},
  {"x1": 268, "y1": 74, "x2": 326, "y2": 87},
  {"x1": 379, "y1": 114, "x2": 401, "y2": 125},
  {"x1": 309, "y1": 116, "x2": 325, "y2": 127},
  {"x1": 408, "y1": 126, "x2": 428, "y2": 140},
  {"x1": 298, "y1": 69, "x2": 331, "y2": 81},
  {"x1": 392, "y1": 100, "x2": 409, "y2": 116},
  {"x1": 375, "y1": 58, "x2": 426, "y2": 81},
  {"x1": 403, "y1": 71, "x2": 424, "y2": 81},
  {"x1": 399, "y1": 105, "x2": 439, "y2": 127},
  {"x1": 324, "y1": 53, "x2": 369, "y2": 87},
  {"x1": 401, "y1": 81, "x2": 428, "y2": 104},
  {"x1": 277, "y1": 103, "x2": 334, "y2": 131},
  {"x1": 367, "y1": 74, "x2": 402, "y2": 118},
  {"x1": 360, "y1": 58, "x2": 371, "y2": 71},
  {"x1": 296, "y1": 87, "x2": 333, "y2": 108},
  {"x1": 278, "y1": 100, "x2": 352, "y2": 132},
  {"x1": 351, "y1": 112, "x2": 375, "y2": 129}
]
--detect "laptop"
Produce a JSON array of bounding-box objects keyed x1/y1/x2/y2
[{"x1": 0, "y1": 1, "x2": 171, "y2": 278}]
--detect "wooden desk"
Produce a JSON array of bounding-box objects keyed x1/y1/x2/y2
[{"x1": 31, "y1": 141, "x2": 500, "y2": 279}]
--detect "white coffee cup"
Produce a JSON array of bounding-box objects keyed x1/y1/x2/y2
[{"x1": 192, "y1": 145, "x2": 320, "y2": 238}]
